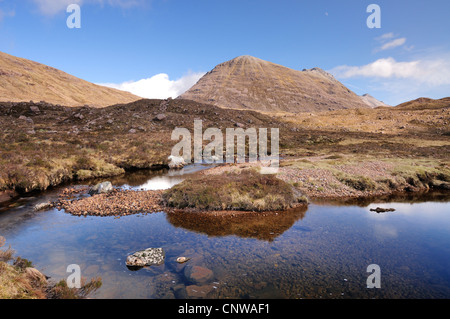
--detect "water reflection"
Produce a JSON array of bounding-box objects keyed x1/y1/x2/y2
[
  {"x1": 166, "y1": 205, "x2": 307, "y2": 241},
  {"x1": 0, "y1": 164, "x2": 449, "y2": 299},
  {"x1": 312, "y1": 190, "x2": 450, "y2": 207},
  {"x1": 103, "y1": 164, "x2": 214, "y2": 190}
]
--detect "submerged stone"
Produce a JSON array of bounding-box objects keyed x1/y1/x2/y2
[{"x1": 184, "y1": 265, "x2": 214, "y2": 285}]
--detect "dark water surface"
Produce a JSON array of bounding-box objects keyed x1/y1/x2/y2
[{"x1": 0, "y1": 165, "x2": 449, "y2": 299}]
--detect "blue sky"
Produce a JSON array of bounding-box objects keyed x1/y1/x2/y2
[{"x1": 0, "y1": 0, "x2": 449, "y2": 105}]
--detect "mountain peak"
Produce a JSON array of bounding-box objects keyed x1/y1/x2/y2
[
  {"x1": 302, "y1": 67, "x2": 336, "y2": 82},
  {"x1": 180, "y1": 56, "x2": 368, "y2": 112},
  {"x1": 233, "y1": 55, "x2": 261, "y2": 61},
  {"x1": 359, "y1": 93, "x2": 390, "y2": 108},
  {"x1": 218, "y1": 55, "x2": 269, "y2": 68}
]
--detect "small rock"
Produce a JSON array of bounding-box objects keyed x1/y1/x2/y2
[
  {"x1": 234, "y1": 122, "x2": 245, "y2": 128},
  {"x1": 19, "y1": 115, "x2": 33, "y2": 124},
  {"x1": 370, "y1": 207, "x2": 395, "y2": 213},
  {"x1": 126, "y1": 248, "x2": 165, "y2": 267},
  {"x1": 128, "y1": 128, "x2": 137, "y2": 134},
  {"x1": 30, "y1": 106, "x2": 40, "y2": 113},
  {"x1": 88, "y1": 181, "x2": 113, "y2": 195},
  {"x1": 34, "y1": 202, "x2": 53, "y2": 211},
  {"x1": 176, "y1": 257, "x2": 191, "y2": 264},
  {"x1": 154, "y1": 114, "x2": 166, "y2": 121}
]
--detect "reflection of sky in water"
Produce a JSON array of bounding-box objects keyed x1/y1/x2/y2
[
  {"x1": 119, "y1": 165, "x2": 213, "y2": 190},
  {"x1": 0, "y1": 167, "x2": 449, "y2": 299},
  {"x1": 139, "y1": 176, "x2": 184, "y2": 190},
  {"x1": 366, "y1": 202, "x2": 450, "y2": 241}
]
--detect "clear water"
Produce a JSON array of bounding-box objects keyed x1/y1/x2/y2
[{"x1": 0, "y1": 165, "x2": 449, "y2": 299}]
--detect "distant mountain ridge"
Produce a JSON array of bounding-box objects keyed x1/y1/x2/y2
[
  {"x1": 0, "y1": 51, "x2": 140, "y2": 107},
  {"x1": 360, "y1": 93, "x2": 390, "y2": 108},
  {"x1": 395, "y1": 97, "x2": 450, "y2": 110},
  {"x1": 180, "y1": 55, "x2": 371, "y2": 112}
]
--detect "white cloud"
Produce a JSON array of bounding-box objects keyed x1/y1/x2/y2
[
  {"x1": 330, "y1": 57, "x2": 450, "y2": 86},
  {"x1": 376, "y1": 32, "x2": 395, "y2": 41},
  {"x1": 30, "y1": 0, "x2": 144, "y2": 16},
  {"x1": 330, "y1": 54, "x2": 450, "y2": 105},
  {"x1": 373, "y1": 32, "x2": 407, "y2": 52},
  {"x1": 380, "y1": 38, "x2": 406, "y2": 51},
  {"x1": 99, "y1": 72, "x2": 205, "y2": 99},
  {"x1": 31, "y1": 0, "x2": 82, "y2": 16}
]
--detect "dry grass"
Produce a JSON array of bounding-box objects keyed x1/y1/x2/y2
[
  {"x1": 0, "y1": 236, "x2": 102, "y2": 299},
  {"x1": 0, "y1": 96, "x2": 449, "y2": 200},
  {"x1": 0, "y1": 51, "x2": 139, "y2": 107},
  {"x1": 0, "y1": 98, "x2": 283, "y2": 194},
  {"x1": 0, "y1": 237, "x2": 44, "y2": 299},
  {"x1": 163, "y1": 168, "x2": 307, "y2": 211},
  {"x1": 280, "y1": 101, "x2": 450, "y2": 136},
  {"x1": 277, "y1": 156, "x2": 450, "y2": 198}
]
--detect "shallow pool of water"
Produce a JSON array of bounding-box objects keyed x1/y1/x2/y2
[{"x1": 0, "y1": 165, "x2": 449, "y2": 299}]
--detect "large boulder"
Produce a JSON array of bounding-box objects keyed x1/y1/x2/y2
[
  {"x1": 88, "y1": 181, "x2": 113, "y2": 196},
  {"x1": 126, "y1": 248, "x2": 165, "y2": 268}
]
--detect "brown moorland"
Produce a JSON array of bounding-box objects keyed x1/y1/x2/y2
[{"x1": 0, "y1": 96, "x2": 449, "y2": 203}]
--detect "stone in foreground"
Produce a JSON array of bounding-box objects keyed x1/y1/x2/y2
[{"x1": 126, "y1": 248, "x2": 165, "y2": 268}]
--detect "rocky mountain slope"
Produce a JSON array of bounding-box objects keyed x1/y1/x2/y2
[
  {"x1": 0, "y1": 51, "x2": 140, "y2": 107},
  {"x1": 360, "y1": 93, "x2": 390, "y2": 108},
  {"x1": 180, "y1": 55, "x2": 370, "y2": 112}
]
